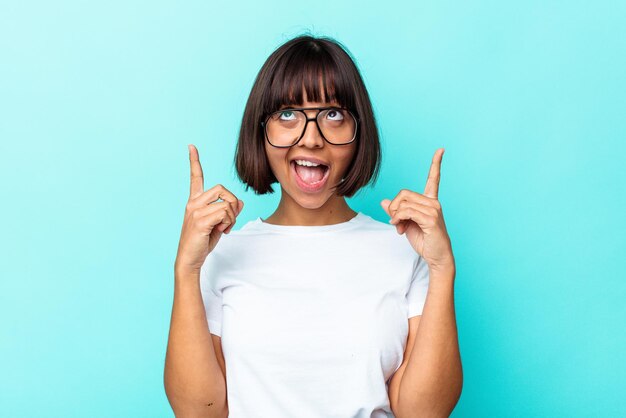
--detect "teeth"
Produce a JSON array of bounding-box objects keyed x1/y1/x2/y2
[{"x1": 295, "y1": 159, "x2": 322, "y2": 167}]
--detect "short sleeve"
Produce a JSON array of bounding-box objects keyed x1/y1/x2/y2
[
  {"x1": 407, "y1": 255, "x2": 430, "y2": 318},
  {"x1": 199, "y1": 258, "x2": 223, "y2": 337}
]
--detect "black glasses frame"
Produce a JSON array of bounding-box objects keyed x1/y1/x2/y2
[{"x1": 260, "y1": 106, "x2": 360, "y2": 148}]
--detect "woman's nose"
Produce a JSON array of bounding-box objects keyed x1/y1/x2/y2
[{"x1": 297, "y1": 118, "x2": 325, "y2": 148}]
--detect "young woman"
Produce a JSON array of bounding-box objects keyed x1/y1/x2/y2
[{"x1": 165, "y1": 34, "x2": 462, "y2": 418}]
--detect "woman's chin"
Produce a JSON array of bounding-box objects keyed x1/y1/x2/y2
[{"x1": 293, "y1": 193, "x2": 329, "y2": 209}]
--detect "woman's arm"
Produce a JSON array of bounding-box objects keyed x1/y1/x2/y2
[
  {"x1": 164, "y1": 270, "x2": 228, "y2": 418},
  {"x1": 383, "y1": 148, "x2": 462, "y2": 417},
  {"x1": 395, "y1": 267, "x2": 463, "y2": 417}
]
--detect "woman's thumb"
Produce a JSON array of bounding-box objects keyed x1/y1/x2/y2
[{"x1": 380, "y1": 199, "x2": 391, "y2": 215}]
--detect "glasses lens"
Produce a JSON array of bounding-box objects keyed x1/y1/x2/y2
[
  {"x1": 318, "y1": 108, "x2": 356, "y2": 144},
  {"x1": 265, "y1": 108, "x2": 356, "y2": 146},
  {"x1": 266, "y1": 110, "x2": 305, "y2": 147}
]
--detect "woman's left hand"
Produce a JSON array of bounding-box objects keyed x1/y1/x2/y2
[{"x1": 381, "y1": 148, "x2": 455, "y2": 274}]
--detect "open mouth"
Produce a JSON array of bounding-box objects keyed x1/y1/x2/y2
[{"x1": 291, "y1": 161, "x2": 331, "y2": 191}]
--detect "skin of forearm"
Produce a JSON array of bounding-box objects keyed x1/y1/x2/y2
[
  {"x1": 164, "y1": 272, "x2": 228, "y2": 418},
  {"x1": 396, "y1": 268, "x2": 463, "y2": 417}
]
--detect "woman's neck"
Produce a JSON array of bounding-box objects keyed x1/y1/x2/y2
[{"x1": 262, "y1": 193, "x2": 357, "y2": 226}]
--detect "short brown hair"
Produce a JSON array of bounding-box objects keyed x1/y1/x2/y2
[{"x1": 234, "y1": 33, "x2": 382, "y2": 197}]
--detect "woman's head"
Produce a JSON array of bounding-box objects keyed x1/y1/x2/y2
[{"x1": 235, "y1": 34, "x2": 381, "y2": 204}]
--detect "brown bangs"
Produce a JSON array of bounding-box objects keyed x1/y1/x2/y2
[{"x1": 263, "y1": 44, "x2": 356, "y2": 114}]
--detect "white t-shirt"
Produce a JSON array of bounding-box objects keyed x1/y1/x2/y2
[{"x1": 200, "y1": 211, "x2": 430, "y2": 418}]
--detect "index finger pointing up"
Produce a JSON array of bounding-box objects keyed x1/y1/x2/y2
[
  {"x1": 188, "y1": 144, "x2": 204, "y2": 199},
  {"x1": 423, "y1": 148, "x2": 444, "y2": 199}
]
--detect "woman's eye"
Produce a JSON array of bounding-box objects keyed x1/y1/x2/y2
[
  {"x1": 279, "y1": 111, "x2": 295, "y2": 120},
  {"x1": 326, "y1": 109, "x2": 345, "y2": 121}
]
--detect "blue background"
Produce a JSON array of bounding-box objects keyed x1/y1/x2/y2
[{"x1": 1, "y1": 1, "x2": 624, "y2": 416}]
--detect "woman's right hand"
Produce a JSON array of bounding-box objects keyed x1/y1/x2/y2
[{"x1": 174, "y1": 144, "x2": 244, "y2": 277}]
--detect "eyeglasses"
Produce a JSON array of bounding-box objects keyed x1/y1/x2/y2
[{"x1": 261, "y1": 106, "x2": 359, "y2": 148}]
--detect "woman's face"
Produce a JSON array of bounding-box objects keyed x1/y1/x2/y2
[{"x1": 264, "y1": 95, "x2": 357, "y2": 209}]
